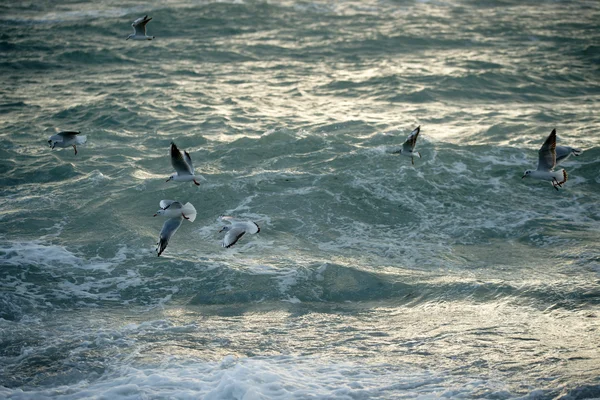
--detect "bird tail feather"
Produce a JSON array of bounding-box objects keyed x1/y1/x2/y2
[{"x1": 181, "y1": 203, "x2": 197, "y2": 222}]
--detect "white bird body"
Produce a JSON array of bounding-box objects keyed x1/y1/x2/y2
[
  {"x1": 48, "y1": 131, "x2": 87, "y2": 155},
  {"x1": 219, "y1": 216, "x2": 260, "y2": 248},
  {"x1": 524, "y1": 169, "x2": 567, "y2": 183},
  {"x1": 127, "y1": 15, "x2": 154, "y2": 40},
  {"x1": 522, "y1": 129, "x2": 568, "y2": 190},
  {"x1": 166, "y1": 142, "x2": 202, "y2": 186},
  {"x1": 154, "y1": 200, "x2": 197, "y2": 222},
  {"x1": 392, "y1": 126, "x2": 421, "y2": 165}
]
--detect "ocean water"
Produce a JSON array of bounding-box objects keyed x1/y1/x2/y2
[{"x1": 1, "y1": 0, "x2": 599, "y2": 398}]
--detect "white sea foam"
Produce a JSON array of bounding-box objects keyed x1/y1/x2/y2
[
  {"x1": 0, "y1": 355, "x2": 511, "y2": 399},
  {"x1": 0, "y1": 239, "x2": 168, "y2": 310}
]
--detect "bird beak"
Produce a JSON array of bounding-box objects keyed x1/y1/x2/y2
[
  {"x1": 521, "y1": 175, "x2": 526, "y2": 179},
  {"x1": 153, "y1": 213, "x2": 157, "y2": 217}
]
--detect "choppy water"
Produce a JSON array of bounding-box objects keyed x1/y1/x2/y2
[{"x1": 1, "y1": 0, "x2": 600, "y2": 398}]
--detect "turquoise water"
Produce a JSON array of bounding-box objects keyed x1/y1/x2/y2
[{"x1": 1, "y1": 0, "x2": 599, "y2": 398}]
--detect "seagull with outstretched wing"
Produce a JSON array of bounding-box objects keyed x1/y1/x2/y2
[
  {"x1": 391, "y1": 126, "x2": 421, "y2": 165},
  {"x1": 127, "y1": 15, "x2": 154, "y2": 40},
  {"x1": 218, "y1": 216, "x2": 260, "y2": 248},
  {"x1": 522, "y1": 129, "x2": 568, "y2": 191}
]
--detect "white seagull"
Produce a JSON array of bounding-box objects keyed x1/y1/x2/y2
[
  {"x1": 166, "y1": 142, "x2": 202, "y2": 186},
  {"x1": 522, "y1": 129, "x2": 568, "y2": 191},
  {"x1": 154, "y1": 200, "x2": 197, "y2": 257},
  {"x1": 48, "y1": 131, "x2": 87, "y2": 155},
  {"x1": 127, "y1": 15, "x2": 154, "y2": 40},
  {"x1": 391, "y1": 126, "x2": 421, "y2": 165},
  {"x1": 219, "y1": 216, "x2": 260, "y2": 248}
]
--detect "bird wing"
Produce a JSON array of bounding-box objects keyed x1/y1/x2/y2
[
  {"x1": 54, "y1": 131, "x2": 80, "y2": 141},
  {"x1": 170, "y1": 142, "x2": 193, "y2": 175},
  {"x1": 554, "y1": 146, "x2": 571, "y2": 165},
  {"x1": 160, "y1": 200, "x2": 182, "y2": 210},
  {"x1": 132, "y1": 15, "x2": 151, "y2": 35},
  {"x1": 157, "y1": 216, "x2": 183, "y2": 256},
  {"x1": 402, "y1": 126, "x2": 420, "y2": 152},
  {"x1": 222, "y1": 225, "x2": 247, "y2": 248},
  {"x1": 219, "y1": 215, "x2": 235, "y2": 224},
  {"x1": 555, "y1": 146, "x2": 582, "y2": 164},
  {"x1": 537, "y1": 129, "x2": 557, "y2": 171},
  {"x1": 245, "y1": 221, "x2": 260, "y2": 235},
  {"x1": 184, "y1": 151, "x2": 195, "y2": 175},
  {"x1": 49, "y1": 134, "x2": 65, "y2": 143}
]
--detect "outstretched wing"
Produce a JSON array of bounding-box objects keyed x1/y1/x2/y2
[
  {"x1": 184, "y1": 151, "x2": 195, "y2": 175},
  {"x1": 223, "y1": 225, "x2": 247, "y2": 248},
  {"x1": 537, "y1": 129, "x2": 557, "y2": 171},
  {"x1": 402, "y1": 126, "x2": 420, "y2": 153},
  {"x1": 555, "y1": 145, "x2": 582, "y2": 165},
  {"x1": 53, "y1": 131, "x2": 80, "y2": 142},
  {"x1": 159, "y1": 200, "x2": 182, "y2": 210},
  {"x1": 132, "y1": 15, "x2": 151, "y2": 35},
  {"x1": 219, "y1": 215, "x2": 235, "y2": 224},
  {"x1": 170, "y1": 142, "x2": 193, "y2": 176},
  {"x1": 157, "y1": 216, "x2": 183, "y2": 256},
  {"x1": 245, "y1": 221, "x2": 260, "y2": 235}
]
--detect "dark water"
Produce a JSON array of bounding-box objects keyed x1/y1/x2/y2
[{"x1": 1, "y1": 0, "x2": 599, "y2": 398}]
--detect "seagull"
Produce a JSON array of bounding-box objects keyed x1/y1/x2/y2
[
  {"x1": 127, "y1": 15, "x2": 154, "y2": 40},
  {"x1": 391, "y1": 126, "x2": 421, "y2": 165},
  {"x1": 218, "y1": 216, "x2": 260, "y2": 248},
  {"x1": 166, "y1": 142, "x2": 202, "y2": 186},
  {"x1": 522, "y1": 129, "x2": 568, "y2": 191},
  {"x1": 154, "y1": 200, "x2": 197, "y2": 221},
  {"x1": 48, "y1": 131, "x2": 87, "y2": 155},
  {"x1": 154, "y1": 200, "x2": 196, "y2": 257},
  {"x1": 555, "y1": 145, "x2": 583, "y2": 165}
]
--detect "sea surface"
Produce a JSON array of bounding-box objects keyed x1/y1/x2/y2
[{"x1": 1, "y1": 0, "x2": 599, "y2": 398}]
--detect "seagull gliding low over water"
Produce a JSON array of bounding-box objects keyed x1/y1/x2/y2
[
  {"x1": 154, "y1": 200, "x2": 196, "y2": 257},
  {"x1": 392, "y1": 126, "x2": 421, "y2": 165},
  {"x1": 127, "y1": 15, "x2": 154, "y2": 40},
  {"x1": 522, "y1": 129, "x2": 568, "y2": 191},
  {"x1": 166, "y1": 142, "x2": 202, "y2": 186},
  {"x1": 219, "y1": 216, "x2": 260, "y2": 248},
  {"x1": 47, "y1": 131, "x2": 87, "y2": 155}
]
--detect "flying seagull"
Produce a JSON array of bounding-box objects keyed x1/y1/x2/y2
[
  {"x1": 154, "y1": 200, "x2": 197, "y2": 221},
  {"x1": 391, "y1": 126, "x2": 421, "y2": 165},
  {"x1": 522, "y1": 129, "x2": 568, "y2": 191},
  {"x1": 218, "y1": 216, "x2": 260, "y2": 248},
  {"x1": 127, "y1": 15, "x2": 154, "y2": 40},
  {"x1": 166, "y1": 142, "x2": 202, "y2": 186},
  {"x1": 48, "y1": 131, "x2": 87, "y2": 155},
  {"x1": 154, "y1": 200, "x2": 196, "y2": 257}
]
